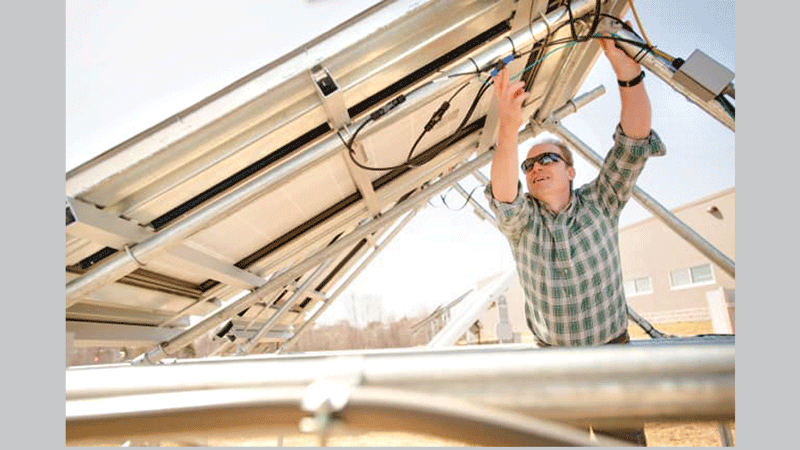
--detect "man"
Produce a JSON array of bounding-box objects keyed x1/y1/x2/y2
[{"x1": 484, "y1": 35, "x2": 666, "y2": 445}]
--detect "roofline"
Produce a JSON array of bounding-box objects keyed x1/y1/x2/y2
[{"x1": 620, "y1": 186, "x2": 735, "y2": 232}]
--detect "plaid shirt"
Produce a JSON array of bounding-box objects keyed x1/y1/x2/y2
[{"x1": 485, "y1": 125, "x2": 666, "y2": 346}]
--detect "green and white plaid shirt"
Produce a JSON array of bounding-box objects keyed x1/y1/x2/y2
[{"x1": 485, "y1": 125, "x2": 666, "y2": 346}]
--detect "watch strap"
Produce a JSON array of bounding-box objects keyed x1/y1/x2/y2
[{"x1": 618, "y1": 70, "x2": 645, "y2": 88}]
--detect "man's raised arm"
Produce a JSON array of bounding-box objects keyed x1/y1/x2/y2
[
  {"x1": 490, "y1": 67, "x2": 530, "y2": 203},
  {"x1": 599, "y1": 31, "x2": 651, "y2": 138}
]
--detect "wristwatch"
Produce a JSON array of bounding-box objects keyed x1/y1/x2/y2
[{"x1": 618, "y1": 70, "x2": 645, "y2": 88}]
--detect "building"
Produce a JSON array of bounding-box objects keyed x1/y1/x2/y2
[{"x1": 618, "y1": 187, "x2": 734, "y2": 328}]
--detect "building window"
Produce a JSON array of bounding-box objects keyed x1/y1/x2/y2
[
  {"x1": 670, "y1": 263, "x2": 715, "y2": 289},
  {"x1": 624, "y1": 276, "x2": 652, "y2": 297}
]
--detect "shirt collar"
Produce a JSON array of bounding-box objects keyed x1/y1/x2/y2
[{"x1": 529, "y1": 191, "x2": 576, "y2": 218}]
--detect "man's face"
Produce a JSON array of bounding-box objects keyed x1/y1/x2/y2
[{"x1": 523, "y1": 143, "x2": 575, "y2": 199}]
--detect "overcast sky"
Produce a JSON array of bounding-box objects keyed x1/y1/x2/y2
[{"x1": 66, "y1": 0, "x2": 734, "y2": 325}]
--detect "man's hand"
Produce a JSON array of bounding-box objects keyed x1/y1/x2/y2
[
  {"x1": 493, "y1": 67, "x2": 530, "y2": 133},
  {"x1": 598, "y1": 22, "x2": 641, "y2": 82},
  {"x1": 489, "y1": 66, "x2": 529, "y2": 203}
]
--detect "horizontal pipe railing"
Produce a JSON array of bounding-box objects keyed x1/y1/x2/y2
[{"x1": 67, "y1": 337, "x2": 734, "y2": 434}]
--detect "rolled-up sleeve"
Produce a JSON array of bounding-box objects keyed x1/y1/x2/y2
[
  {"x1": 484, "y1": 181, "x2": 532, "y2": 241},
  {"x1": 593, "y1": 124, "x2": 667, "y2": 216}
]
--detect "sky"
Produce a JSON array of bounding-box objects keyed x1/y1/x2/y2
[{"x1": 65, "y1": 0, "x2": 735, "y2": 326}]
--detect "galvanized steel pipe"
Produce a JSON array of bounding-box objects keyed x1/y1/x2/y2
[
  {"x1": 68, "y1": 338, "x2": 734, "y2": 431},
  {"x1": 277, "y1": 209, "x2": 419, "y2": 353}
]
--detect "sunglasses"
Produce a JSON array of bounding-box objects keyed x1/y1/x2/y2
[{"x1": 520, "y1": 152, "x2": 566, "y2": 173}]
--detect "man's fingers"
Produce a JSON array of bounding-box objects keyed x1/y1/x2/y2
[
  {"x1": 496, "y1": 67, "x2": 508, "y2": 93},
  {"x1": 514, "y1": 91, "x2": 530, "y2": 107},
  {"x1": 598, "y1": 34, "x2": 610, "y2": 52},
  {"x1": 508, "y1": 80, "x2": 526, "y2": 99}
]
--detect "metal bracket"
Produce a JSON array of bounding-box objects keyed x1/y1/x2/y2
[
  {"x1": 338, "y1": 127, "x2": 382, "y2": 217},
  {"x1": 310, "y1": 64, "x2": 351, "y2": 130},
  {"x1": 309, "y1": 65, "x2": 382, "y2": 217}
]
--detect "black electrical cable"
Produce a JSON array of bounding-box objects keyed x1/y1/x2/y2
[
  {"x1": 716, "y1": 94, "x2": 735, "y2": 119},
  {"x1": 440, "y1": 184, "x2": 484, "y2": 211},
  {"x1": 456, "y1": 80, "x2": 493, "y2": 133},
  {"x1": 406, "y1": 132, "x2": 428, "y2": 162},
  {"x1": 565, "y1": 0, "x2": 602, "y2": 43},
  {"x1": 566, "y1": 0, "x2": 578, "y2": 42},
  {"x1": 522, "y1": 0, "x2": 553, "y2": 90},
  {"x1": 344, "y1": 4, "x2": 674, "y2": 175},
  {"x1": 516, "y1": 10, "x2": 653, "y2": 62},
  {"x1": 407, "y1": 81, "x2": 472, "y2": 162}
]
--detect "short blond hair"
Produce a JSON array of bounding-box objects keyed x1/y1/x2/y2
[{"x1": 530, "y1": 138, "x2": 573, "y2": 166}]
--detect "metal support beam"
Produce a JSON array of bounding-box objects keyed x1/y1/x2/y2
[
  {"x1": 67, "y1": 196, "x2": 266, "y2": 289},
  {"x1": 340, "y1": 136, "x2": 383, "y2": 217},
  {"x1": 472, "y1": 168, "x2": 490, "y2": 185},
  {"x1": 238, "y1": 290, "x2": 286, "y2": 332},
  {"x1": 276, "y1": 208, "x2": 419, "y2": 353},
  {"x1": 235, "y1": 260, "x2": 335, "y2": 355},
  {"x1": 310, "y1": 63, "x2": 382, "y2": 217},
  {"x1": 228, "y1": 326, "x2": 294, "y2": 343},
  {"x1": 68, "y1": 337, "x2": 735, "y2": 436},
  {"x1": 67, "y1": 304, "x2": 191, "y2": 328},
  {"x1": 552, "y1": 84, "x2": 606, "y2": 122},
  {"x1": 66, "y1": 321, "x2": 183, "y2": 347},
  {"x1": 158, "y1": 297, "x2": 225, "y2": 328},
  {"x1": 718, "y1": 422, "x2": 734, "y2": 446}
]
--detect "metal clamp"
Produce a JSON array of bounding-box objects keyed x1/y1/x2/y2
[
  {"x1": 299, "y1": 380, "x2": 350, "y2": 446},
  {"x1": 299, "y1": 356, "x2": 364, "y2": 445},
  {"x1": 123, "y1": 244, "x2": 147, "y2": 268}
]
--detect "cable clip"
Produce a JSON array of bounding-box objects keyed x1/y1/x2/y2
[
  {"x1": 337, "y1": 125, "x2": 368, "y2": 163},
  {"x1": 123, "y1": 244, "x2": 146, "y2": 268}
]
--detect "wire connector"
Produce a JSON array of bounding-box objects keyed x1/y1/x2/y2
[
  {"x1": 369, "y1": 94, "x2": 406, "y2": 121},
  {"x1": 424, "y1": 101, "x2": 451, "y2": 132}
]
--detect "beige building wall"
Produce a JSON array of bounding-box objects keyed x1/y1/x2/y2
[
  {"x1": 618, "y1": 188, "x2": 734, "y2": 323},
  {"x1": 474, "y1": 188, "x2": 735, "y2": 342}
]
